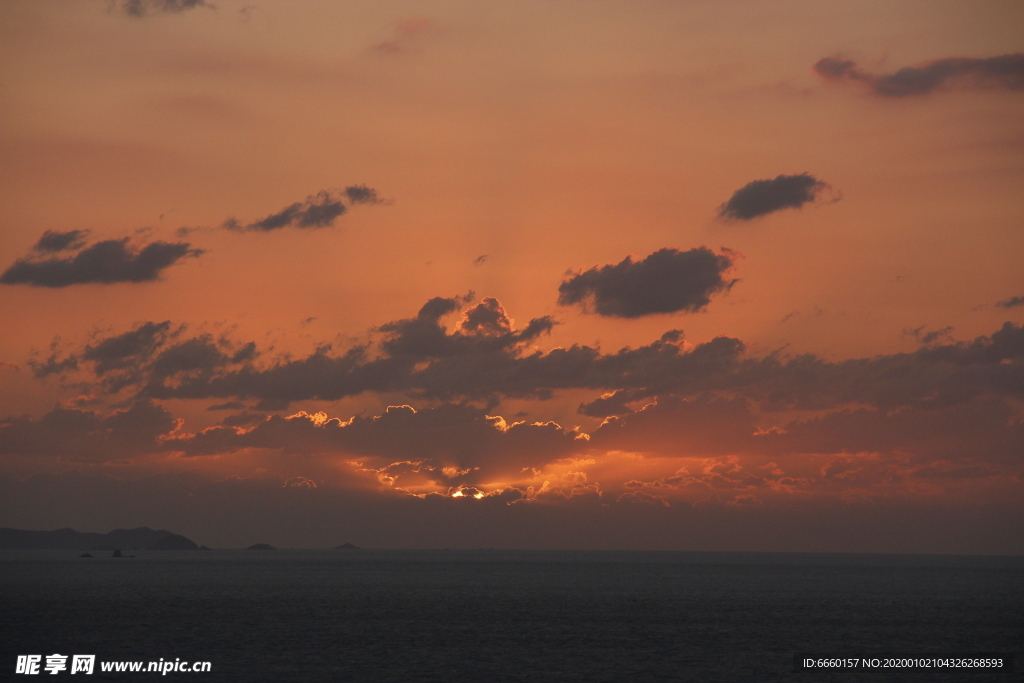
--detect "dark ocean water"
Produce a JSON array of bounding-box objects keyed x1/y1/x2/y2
[{"x1": 2, "y1": 550, "x2": 1021, "y2": 682}]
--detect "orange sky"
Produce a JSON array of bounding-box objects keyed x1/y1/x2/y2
[{"x1": 0, "y1": 0, "x2": 1022, "y2": 551}]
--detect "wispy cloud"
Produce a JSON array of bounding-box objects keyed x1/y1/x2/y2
[
  {"x1": 222, "y1": 187, "x2": 382, "y2": 232},
  {"x1": 996, "y1": 295, "x2": 1024, "y2": 309},
  {"x1": 814, "y1": 53, "x2": 1024, "y2": 97},
  {"x1": 117, "y1": 0, "x2": 215, "y2": 18}
]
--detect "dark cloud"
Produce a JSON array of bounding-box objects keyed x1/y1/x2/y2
[
  {"x1": 1, "y1": 237, "x2": 202, "y2": 288},
  {"x1": 763, "y1": 396, "x2": 1024, "y2": 464},
  {"x1": 83, "y1": 321, "x2": 174, "y2": 376},
  {"x1": 577, "y1": 390, "x2": 639, "y2": 418},
  {"x1": 118, "y1": 0, "x2": 214, "y2": 17},
  {"x1": 92, "y1": 303, "x2": 740, "y2": 407},
  {"x1": 813, "y1": 57, "x2": 859, "y2": 81},
  {"x1": 220, "y1": 411, "x2": 267, "y2": 427},
  {"x1": 717, "y1": 173, "x2": 831, "y2": 221},
  {"x1": 558, "y1": 248, "x2": 737, "y2": 318},
  {"x1": 591, "y1": 395, "x2": 759, "y2": 456},
  {"x1": 590, "y1": 392, "x2": 1023, "y2": 468},
  {"x1": 741, "y1": 321, "x2": 1024, "y2": 412},
  {"x1": 459, "y1": 297, "x2": 514, "y2": 336},
  {"x1": 378, "y1": 294, "x2": 554, "y2": 360},
  {"x1": 343, "y1": 185, "x2": 382, "y2": 205},
  {"x1": 150, "y1": 337, "x2": 235, "y2": 378},
  {"x1": 34, "y1": 322, "x2": 256, "y2": 395},
  {"x1": 28, "y1": 355, "x2": 79, "y2": 379},
  {"x1": 169, "y1": 403, "x2": 584, "y2": 485},
  {"x1": 903, "y1": 325, "x2": 954, "y2": 345},
  {"x1": 34, "y1": 230, "x2": 89, "y2": 253},
  {"x1": 23, "y1": 295, "x2": 1024, "y2": 423},
  {"x1": 813, "y1": 53, "x2": 1024, "y2": 97},
  {"x1": 28, "y1": 339, "x2": 80, "y2": 379},
  {"x1": 6, "y1": 309, "x2": 1024, "y2": 528},
  {"x1": 223, "y1": 187, "x2": 381, "y2": 232},
  {"x1": 0, "y1": 401, "x2": 178, "y2": 462},
  {"x1": 3, "y1": 305, "x2": 1021, "y2": 555},
  {"x1": 996, "y1": 295, "x2": 1024, "y2": 309},
  {"x1": 406, "y1": 327, "x2": 740, "y2": 402},
  {"x1": 142, "y1": 296, "x2": 558, "y2": 405}
]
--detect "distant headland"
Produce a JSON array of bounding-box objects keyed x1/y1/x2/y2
[{"x1": 0, "y1": 527, "x2": 199, "y2": 551}]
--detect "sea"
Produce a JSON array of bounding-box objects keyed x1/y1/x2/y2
[{"x1": 2, "y1": 550, "x2": 1021, "y2": 682}]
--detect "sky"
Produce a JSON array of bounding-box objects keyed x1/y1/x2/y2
[{"x1": 0, "y1": 0, "x2": 1022, "y2": 552}]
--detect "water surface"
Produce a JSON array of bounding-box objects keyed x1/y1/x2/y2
[{"x1": 3, "y1": 550, "x2": 1020, "y2": 681}]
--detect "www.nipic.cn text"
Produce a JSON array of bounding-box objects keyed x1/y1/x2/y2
[{"x1": 15, "y1": 655, "x2": 212, "y2": 676}]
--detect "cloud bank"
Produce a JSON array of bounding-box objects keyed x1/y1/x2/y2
[
  {"x1": 27, "y1": 296, "x2": 1024, "y2": 416},
  {"x1": 2, "y1": 294, "x2": 1021, "y2": 550}
]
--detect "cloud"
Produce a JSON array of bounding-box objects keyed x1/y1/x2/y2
[
  {"x1": 220, "y1": 411, "x2": 267, "y2": 427},
  {"x1": 224, "y1": 191, "x2": 345, "y2": 232},
  {"x1": 591, "y1": 395, "x2": 759, "y2": 456},
  {"x1": 0, "y1": 401, "x2": 179, "y2": 462},
  {"x1": 558, "y1": 248, "x2": 737, "y2": 318},
  {"x1": 717, "y1": 173, "x2": 832, "y2": 221},
  {"x1": 150, "y1": 335, "x2": 254, "y2": 378},
  {"x1": 169, "y1": 403, "x2": 584, "y2": 485},
  {"x1": 459, "y1": 297, "x2": 514, "y2": 336},
  {"x1": 33, "y1": 230, "x2": 90, "y2": 253},
  {"x1": 343, "y1": 185, "x2": 381, "y2": 205},
  {"x1": 996, "y1": 295, "x2": 1024, "y2": 309},
  {"x1": 763, "y1": 397, "x2": 1024, "y2": 464},
  {"x1": 61, "y1": 303, "x2": 735, "y2": 407},
  {"x1": 22, "y1": 296, "x2": 1024, "y2": 424},
  {"x1": 28, "y1": 339, "x2": 80, "y2": 379},
  {"x1": 813, "y1": 53, "x2": 1024, "y2": 97},
  {"x1": 377, "y1": 294, "x2": 554, "y2": 360},
  {"x1": 577, "y1": 390, "x2": 637, "y2": 418},
  {"x1": 33, "y1": 322, "x2": 258, "y2": 395},
  {"x1": 1, "y1": 236, "x2": 202, "y2": 288},
  {"x1": 6, "y1": 307, "x2": 1024, "y2": 522},
  {"x1": 589, "y1": 392, "x2": 1023, "y2": 467},
  {"x1": 902, "y1": 325, "x2": 954, "y2": 345},
  {"x1": 83, "y1": 321, "x2": 175, "y2": 376},
  {"x1": 118, "y1": 0, "x2": 214, "y2": 17},
  {"x1": 737, "y1": 321, "x2": 1024, "y2": 412},
  {"x1": 222, "y1": 187, "x2": 381, "y2": 232},
  {"x1": 55, "y1": 321, "x2": 178, "y2": 392}
]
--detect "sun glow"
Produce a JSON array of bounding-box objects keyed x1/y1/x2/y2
[{"x1": 450, "y1": 489, "x2": 485, "y2": 499}]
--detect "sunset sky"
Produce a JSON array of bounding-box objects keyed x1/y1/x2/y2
[{"x1": 1, "y1": 0, "x2": 1022, "y2": 552}]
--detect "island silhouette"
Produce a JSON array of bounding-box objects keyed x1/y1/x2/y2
[{"x1": 0, "y1": 527, "x2": 199, "y2": 551}]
